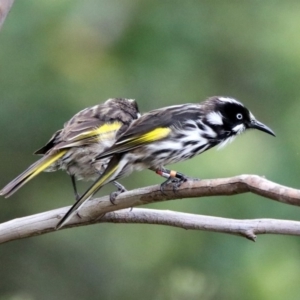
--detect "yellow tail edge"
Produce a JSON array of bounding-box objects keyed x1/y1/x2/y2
[
  {"x1": 0, "y1": 150, "x2": 67, "y2": 198},
  {"x1": 56, "y1": 157, "x2": 120, "y2": 230}
]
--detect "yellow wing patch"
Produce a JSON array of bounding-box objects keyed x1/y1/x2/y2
[
  {"x1": 127, "y1": 127, "x2": 171, "y2": 144},
  {"x1": 70, "y1": 121, "x2": 123, "y2": 142}
]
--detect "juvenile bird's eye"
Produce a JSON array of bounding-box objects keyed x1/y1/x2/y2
[{"x1": 236, "y1": 113, "x2": 243, "y2": 120}]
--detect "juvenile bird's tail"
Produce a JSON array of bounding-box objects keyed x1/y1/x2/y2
[
  {"x1": 56, "y1": 154, "x2": 122, "y2": 230},
  {"x1": 0, "y1": 150, "x2": 67, "y2": 198}
]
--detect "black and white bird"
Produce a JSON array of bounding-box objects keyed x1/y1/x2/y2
[{"x1": 56, "y1": 96, "x2": 275, "y2": 229}]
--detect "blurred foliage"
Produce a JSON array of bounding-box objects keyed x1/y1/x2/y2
[{"x1": 1, "y1": 1, "x2": 300, "y2": 299}]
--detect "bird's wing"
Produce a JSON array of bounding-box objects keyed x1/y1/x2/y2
[
  {"x1": 60, "y1": 99, "x2": 138, "y2": 145},
  {"x1": 97, "y1": 104, "x2": 199, "y2": 158},
  {"x1": 56, "y1": 119, "x2": 123, "y2": 149},
  {"x1": 34, "y1": 129, "x2": 63, "y2": 155},
  {"x1": 34, "y1": 106, "x2": 126, "y2": 154}
]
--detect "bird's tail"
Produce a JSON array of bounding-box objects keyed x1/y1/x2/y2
[
  {"x1": 0, "y1": 150, "x2": 67, "y2": 198},
  {"x1": 56, "y1": 154, "x2": 122, "y2": 230}
]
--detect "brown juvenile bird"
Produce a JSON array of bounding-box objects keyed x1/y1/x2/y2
[{"x1": 0, "y1": 98, "x2": 140, "y2": 199}]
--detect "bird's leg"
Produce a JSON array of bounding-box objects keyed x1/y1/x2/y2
[
  {"x1": 94, "y1": 167, "x2": 127, "y2": 205},
  {"x1": 159, "y1": 175, "x2": 176, "y2": 195},
  {"x1": 150, "y1": 167, "x2": 179, "y2": 194},
  {"x1": 109, "y1": 181, "x2": 127, "y2": 204},
  {"x1": 155, "y1": 168, "x2": 198, "y2": 193},
  {"x1": 169, "y1": 171, "x2": 188, "y2": 192},
  {"x1": 159, "y1": 169, "x2": 188, "y2": 193},
  {"x1": 68, "y1": 175, "x2": 85, "y2": 220},
  {"x1": 70, "y1": 175, "x2": 80, "y2": 201},
  {"x1": 155, "y1": 168, "x2": 186, "y2": 180}
]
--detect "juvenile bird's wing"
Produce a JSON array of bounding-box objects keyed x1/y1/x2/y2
[
  {"x1": 34, "y1": 130, "x2": 63, "y2": 155},
  {"x1": 58, "y1": 99, "x2": 139, "y2": 148},
  {"x1": 35, "y1": 106, "x2": 125, "y2": 154}
]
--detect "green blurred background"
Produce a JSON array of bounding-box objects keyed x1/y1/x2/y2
[{"x1": 1, "y1": 1, "x2": 300, "y2": 299}]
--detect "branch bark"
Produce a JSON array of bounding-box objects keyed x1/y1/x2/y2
[
  {"x1": 0, "y1": 0, "x2": 14, "y2": 31},
  {"x1": 1, "y1": 174, "x2": 300, "y2": 244}
]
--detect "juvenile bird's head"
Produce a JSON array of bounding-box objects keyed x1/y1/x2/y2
[
  {"x1": 203, "y1": 96, "x2": 275, "y2": 137},
  {"x1": 105, "y1": 98, "x2": 141, "y2": 119}
]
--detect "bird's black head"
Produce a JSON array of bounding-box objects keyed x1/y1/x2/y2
[{"x1": 203, "y1": 96, "x2": 275, "y2": 144}]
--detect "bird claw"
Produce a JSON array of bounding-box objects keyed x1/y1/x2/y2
[
  {"x1": 171, "y1": 176, "x2": 189, "y2": 192},
  {"x1": 109, "y1": 191, "x2": 119, "y2": 204},
  {"x1": 160, "y1": 176, "x2": 200, "y2": 194},
  {"x1": 110, "y1": 181, "x2": 127, "y2": 204},
  {"x1": 160, "y1": 176, "x2": 187, "y2": 194},
  {"x1": 160, "y1": 177, "x2": 173, "y2": 195},
  {"x1": 172, "y1": 177, "x2": 188, "y2": 192},
  {"x1": 74, "y1": 193, "x2": 80, "y2": 202}
]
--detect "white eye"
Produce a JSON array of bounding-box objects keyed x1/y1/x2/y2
[{"x1": 236, "y1": 113, "x2": 243, "y2": 120}]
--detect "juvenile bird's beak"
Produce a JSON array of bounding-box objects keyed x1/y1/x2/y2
[{"x1": 249, "y1": 119, "x2": 275, "y2": 136}]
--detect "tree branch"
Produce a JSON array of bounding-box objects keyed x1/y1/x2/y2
[
  {"x1": 1, "y1": 174, "x2": 300, "y2": 244},
  {"x1": 0, "y1": 0, "x2": 14, "y2": 31}
]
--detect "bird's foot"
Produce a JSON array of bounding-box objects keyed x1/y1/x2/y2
[
  {"x1": 160, "y1": 176, "x2": 187, "y2": 194},
  {"x1": 74, "y1": 193, "x2": 81, "y2": 202},
  {"x1": 110, "y1": 181, "x2": 127, "y2": 204},
  {"x1": 159, "y1": 170, "x2": 200, "y2": 194}
]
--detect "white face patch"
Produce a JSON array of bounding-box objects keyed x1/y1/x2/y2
[
  {"x1": 218, "y1": 97, "x2": 241, "y2": 105},
  {"x1": 206, "y1": 111, "x2": 223, "y2": 125},
  {"x1": 232, "y1": 123, "x2": 245, "y2": 134}
]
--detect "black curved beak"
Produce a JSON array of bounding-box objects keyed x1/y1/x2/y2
[{"x1": 249, "y1": 120, "x2": 275, "y2": 136}]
